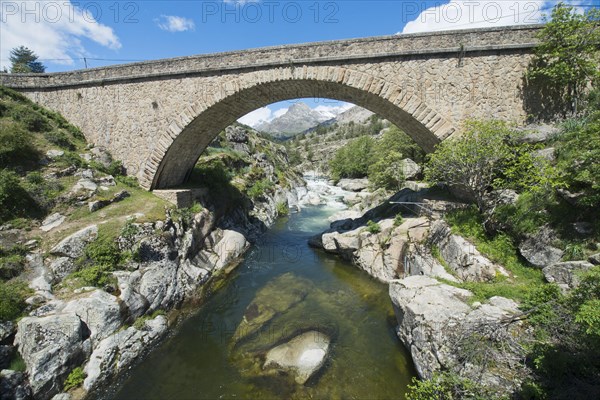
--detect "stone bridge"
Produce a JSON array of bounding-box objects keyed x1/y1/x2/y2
[{"x1": 0, "y1": 25, "x2": 542, "y2": 190}]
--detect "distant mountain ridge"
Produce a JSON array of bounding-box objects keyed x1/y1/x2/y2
[{"x1": 256, "y1": 103, "x2": 332, "y2": 138}]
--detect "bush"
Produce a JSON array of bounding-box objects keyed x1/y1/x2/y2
[
  {"x1": 366, "y1": 220, "x2": 381, "y2": 234},
  {"x1": 406, "y1": 372, "x2": 497, "y2": 400},
  {"x1": 394, "y1": 213, "x2": 404, "y2": 227},
  {"x1": 247, "y1": 178, "x2": 273, "y2": 200},
  {"x1": 63, "y1": 367, "x2": 86, "y2": 391},
  {"x1": 9, "y1": 106, "x2": 49, "y2": 132},
  {"x1": 276, "y1": 201, "x2": 289, "y2": 217},
  {"x1": 0, "y1": 120, "x2": 38, "y2": 167},
  {"x1": 116, "y1": 175, "x2": 139, "y2": 188},
  {"x1": 0, "y1": 280, "x2": 31, "y2": 321},
  {"x1": 368, "y1": 151, "x2": 405, "y2": 191},
  {"x1": 0, "y1": 169, "x2": 41, "y2": 223},
  {"x1": 44, "y1": 130, "x2": 75, "y2": 150},
  {"x1": 329, "y1": 136, "x2": 376, "y2": 180}
]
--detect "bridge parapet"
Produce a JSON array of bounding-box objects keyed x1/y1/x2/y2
[{"x1": 0, "y1": 24, "x2": 540, "y2": 89}]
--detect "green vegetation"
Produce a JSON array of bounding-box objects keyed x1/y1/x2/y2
[
  {"x1": 520, "y1": 267, "x2": 600, "y2": 398},
  {"x1": 9, "y1": 45, "x2": 46, "y2": 73},
  {"x1": 247, "y1": 178, "x2": 274, "y2": 200},
  {"x1": 133, "y1": 309, "x2": 166, "y2": 330},
  {"x1": 72, "y1": 229, "x2": 126, "y2": 288},
  {"x1": 527, "y1": 3, "x2": 600, "y2": 114},
  {"x1": 0, "y1": 280, "x2": 32, "y2": 321},
  {"x1": 276, "y1": 201, "x2": 289, "y2": 217},
  {"x1": 329, "y1": 136, "x2": 375, "y2": 180},
  {"x1": 366, "y1": 220, "x2": 381, "y2": 234},
  {"x1": 393, "y1": 213, "x2": 404, "y2": 227},
  {"x1": 406, "y1": 372, "x2": 497, "y2": 400},
  {"x1": 63, "y1": 367, "x2": 86, "y2": 391}
]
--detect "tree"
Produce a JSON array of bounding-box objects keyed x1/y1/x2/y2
[
  {"x1": 425, "y1": 121, "x2": 517, "y2": 211},
  {"x1": 329, "y1": 136, "x2": 375, "y2": 180},
  {"x1": 368, "y1": 151, "x2": 405, "y2": 191},
  {"x1": 9, "y1": 46, "x2": 46, "y2": 73},
  {"x1": 527, "y1": 4, "x2": 600, "y2": 114}
]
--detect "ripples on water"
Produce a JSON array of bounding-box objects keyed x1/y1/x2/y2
[{"x1": 106, "y1": 191, "x2": 416, "y2": 400}]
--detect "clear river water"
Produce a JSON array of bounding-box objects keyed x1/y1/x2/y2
[{"x1": 106, "y1": 202, "x2": 416, "y2": 399}]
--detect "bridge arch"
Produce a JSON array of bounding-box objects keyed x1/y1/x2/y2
[{"x1": 143, "y1": 66, "x2": 457, "y2": 189}]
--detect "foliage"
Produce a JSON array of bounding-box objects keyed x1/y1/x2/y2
[
  {"x1": 0, "y1": 119, "x2": 39, "y2": 167},
  {"x1": 329, "y1": 136, "x2": 376, "y2": 180},
  {"x1": 526, "y1": 4, "x2": 600, "y2": 114},
  {"x1": 520, "y1": 268, "x2": 600, "y2": 398},
  {"x1": 368, "y1": 151, "x2": 405, "y2": 191},
  {"x1": 74, "y1": 234, "x2": 124, "y2": 287},
  {"x1": 9, "y1": 106, "x2": 49, "y2": 132},
  {"x1": 133, "y1": 310, "x2": 166, "y2": 330},
  {"x1": 0, "y1": 280, "x2": 31, "y2": 321},
  {"x1": 555, "y1": 110, "x2": 600, "y2": 207},
  {"x1": 63, "y1": 367, "x2": 86, "y2": 391},
  {"x1": 406, "y1": 372, "x2": 498, "y2": 400},
  {"x1": 425, "y1": 120, "x2": 554, "y2": 211},
  {"x1": 116, "y1": 175, "x2": 140, "y2": 188},
  {"x1": 377, "y1": 125, "x2": 425, "y2": 163},
  {"x1": 394, "y1": 213, "x2": 404, "y2": 227},
  {"x1": 9, "y1": 46, "x2": 46, "y2": 73},
  {"x1": 171, "y1": 203, "x2": 203, "y2": 227},
  {"x1": 0, "y1": 169, "x2": 41, "y2": 223},
  {"x1": 366, "y1": 220, "x2": 381, "y2": 234},
  {"x1": 276, "y1": 201, "x2": 289, "y2": 217},
  {"x1": 247, "y1": 178, "x2": 274, "y2": 200},
  {"x1": 44, "y1": 130, "x2": 76, "y2": 150}
]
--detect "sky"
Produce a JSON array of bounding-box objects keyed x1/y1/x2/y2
[{"x1": 1, "y1": 0, "x2": 597, "y2": 126}]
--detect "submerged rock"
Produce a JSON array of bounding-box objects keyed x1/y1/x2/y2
[{"x1": 264, "y1": 330, "x2": 330, "y2": 384}]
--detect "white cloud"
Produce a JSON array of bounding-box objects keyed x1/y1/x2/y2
[
  {"x1": 238, "y1": 107, "x2": 273, "y2": 127},
  {"x1": 156, "y1": 15, "x2": 195, "y2": 32},
  {"x1": 400, "y1": 0, "x2": 548, "y2": 34},
  {"x1": 272, "y1": 108, "x2": 288, "y2": 119},
  {"x1": 314, "y1": 103, "x2": 353, "y2": 119},
  {"x1": 0, "y1": 1, "x2": 121, "y2": 70}
]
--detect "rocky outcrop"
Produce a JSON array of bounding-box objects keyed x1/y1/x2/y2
[
  {"x1": 83, "y1": 315, "x2": 168, "y2": 391},
  {"x1": 15, "y1": 314, "x2": 89, "y2": 400},
  {"x1": 49, "y1": 225, "x2": 98, "y2": 259},
  {"x1": 428, "y1": 220, "x2": 509, "y2": 282},
  {"x1": 518, "y1": 226, "x2": 564, "y2": 268},
  {"x1": 389, "y1": 276, "x2": 529, "y2": 394},
  {"x1": 542, "y1": 261, "x2": 595, "y2": 291},
  {"x1": 337, "y1": 178, "x2": 369, "y2": 192}
]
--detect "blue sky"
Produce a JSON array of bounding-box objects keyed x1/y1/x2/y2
[{"x1": 1, "y1": 0, "x2": 597, "y2": 126}]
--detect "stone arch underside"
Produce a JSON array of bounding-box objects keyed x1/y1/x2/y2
[{"x1": 143, "y1": 67, "x2": 457, "y2": 189}]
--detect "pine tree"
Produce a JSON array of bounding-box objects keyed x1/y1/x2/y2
[{"x1": 9, "y1": 46, "x2": 46, "y2": 73}]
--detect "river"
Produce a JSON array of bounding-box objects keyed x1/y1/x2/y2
[{"x1": 105, "y1": 189, "x2": 416, "y2": 399}]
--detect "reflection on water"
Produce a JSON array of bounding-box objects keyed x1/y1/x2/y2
[{"x1": 107, "y1": 205, "x2": 416, "y2": 400}]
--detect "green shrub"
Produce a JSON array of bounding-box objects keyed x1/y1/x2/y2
[
  {"x1": 0, "y1": 119, "x2": 38, "y2": 167},
  {"x1": 0, "y1": 169, "x2": 41, "y2": 223},
  {"x1": 368, "y1": 151, "x2": 405, "y2": 191},
  {"x1": 10, "y1": 106, "x2": 49, "y2": 132},
  {"x1": 563, "y1": 242, "x2": 585, "y2": 261},
  {"x1": 132, "y1": 310, "x2": 166, "y2": 330},
  {"x1": 406, "y1": 372, "x2": 498, "y2": 400},
  {"x1": 247, "y1": 178, "x2": 273, "y2": 200},
  {"x1": 56, "y1": 151, "x2": 86, "y2": 168},
  {"x1": 0, "y1": 280, "x2": 31, "y2": 321},
  {"x1": 44, "y1": 130, "x2": 75, "y2": 150},
  {"x1": 366, "y1": 220, "x2": 381, "y2": 234},
  {"x1": 8, "y1": 353, "x2": 26, "y2": 372},
  {"x1": 63, "y1": 367, "x2": 86, "y2": 391},
  {"x1": 329, "y1": 136, "x2": 376, "y2": 180},
  {"x1": 276, "y1": 201, "x2": 289, "y2": 217},
  {"x1": 116, "y1": 175, "x2": 139, "y2": 188},
  {"x1": 393, "y1": 213, "x2": 404, "y2": 227},
  {"x1": 72, "y1": 265, "x2": 114, "y2": 287}
]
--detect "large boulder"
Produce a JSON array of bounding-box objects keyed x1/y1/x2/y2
[
  {"x1": 518, "y1": 226, "x2": 564, "y2": 268},
  {"x1": 264, "y1": 330, "x2": 330, "y2": 385},
  {"x1": 542, "y1": 261, "x2": 595, "y2": 291},
  {"x1": 15, "y1": 314, "x2": 88, "y2": 400},
  {"x1": 50, "y1": 225, "x2": 98, "y2": 259},
  {"x1": 83, "y1": 315, "x2": 168, "y2": 391},
  {"x1": 0, "y1": 370, "x2": 33, "y2": 400},
  {"x1": 40, "y1": 213, "x2": 65, "y2": 232},
  {"x1": 389, "y1": 276, "x2": 528, "y2": 394},
  {"x1": 337, "y1": 178, "x2": 369, "y2": 192},
  {"x1": 62, "y1": 290, "x2": 123, "y2": 341},
  {"x1": 428, "y1": 220, "x2": 509, "y2": 281},
  {"x1": 400, "y1": 158, "x2": 422, "y2": 180}
]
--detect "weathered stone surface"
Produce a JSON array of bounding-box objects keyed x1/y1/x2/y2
[
  {"x1": 0, "y1": 369, "x2": 33, "y2": 400},
  {"x1": 337, "y1": 179, "x2": 369, "y2": 192},
  {"x1": 213, "y1": 230, "x2": 248, "y2": 270},
  {"x1": 73, "y1": 179, "x2": 97, "y2": 192},
  {"x1": 589, "y1": 253, "x2": 600, "y2": 265},
  {"x1": 48, "y1": 257, "x2": 76, "y2": 281},
  {"x1": 50, "y1": 225, "x2": 98, "y2": 259},
  {"x1": 542, "y1": 261, "x2": 595, "y2": 291},
  {"x1": 518, "y1": 226, "x2": 564, "y2": 268},
  {"x1": 83, "y1": 315, "x2": 168, "y2": 391},
  {"x1": 15, "y1": 314, "x2": 88, "y2": 400},
  {"x1": 389, "y1": 276, "x2": 527, "y2": 394},
  {"x1": 46, "y1": 150, "x2": 64, "y2": 159},
  {"x1": 0, "y1": 345, "x2": 14, "y2": 369},
  {"x1": 62, "y1": 290, "x2": 122, "y2": 341},
  {"x1": 0, "y1": 321, "x2": 15, "y2": 342},
  {"x1": 264, "y1": 330, "x2": 330, "y2": 385},
  {"x1": 89, "y1": 147, "x2": 113, "y2": 168},
  {"x1": 400, "y1": 158, "x2": 422, "y2": 180},
  {"x1": 40, "y1": 213, "x2": 65, "y2": 232},
  {"x1": 428, "y1": 220, "x2": 509, "y2": 281}
]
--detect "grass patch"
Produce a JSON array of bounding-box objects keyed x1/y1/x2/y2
[
  {"x1": 132, "y1": 309, "x2": 166, "y2": 330},
  {"x1": 276, "y1": 201, "x2": 289, "y2": 217},
  {"x1": 63, "y1": 367, "x2": 86, "y2": 391},
  {"x1": 9, "y1": 352, "x2": 26, "y2": 372},
  {"x1": 366, "y1": 220, "x2": 381, "y2": 234},
  {"x1": 0, "y1": 280, "x2": 32, "y2": 321},
  {"x1": 443, "y1": 207, "x2": 545, "y2": 302}
]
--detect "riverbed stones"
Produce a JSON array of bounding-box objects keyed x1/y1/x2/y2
[{"x1": 264, "y1": 330, "x2": 330, "y2": 384}]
